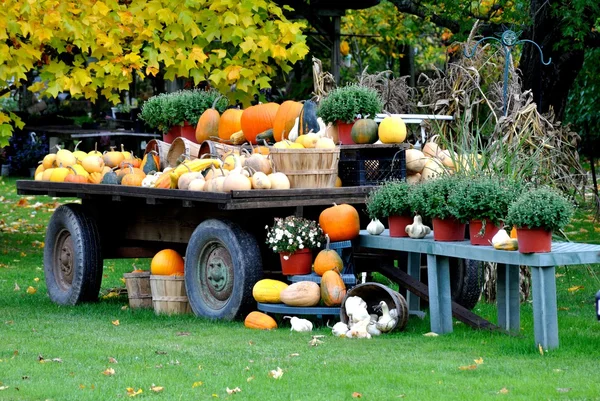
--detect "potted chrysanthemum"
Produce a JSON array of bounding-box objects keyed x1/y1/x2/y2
[{"x1": 265, "y1": 216, "x2": 326, "y2": 275}]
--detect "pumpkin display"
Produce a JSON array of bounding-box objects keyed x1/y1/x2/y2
[
  {"x1": 378, "y1": 115, "x2": 407, "y2": 144},
  {"x1": 272, "y1": 100, "x2": 303, "y2": 141},
  {"x1": 103, "y1": 147, "x2": 125, "y2": 168},
  {"x1": 88, "y1": 171, "x2": 104, "y2": 184},
  {"x1": 351, "y1": 119, "x2": 379, "y2": 144},
  {"x1": 121, "y1": 166, "x2": 146, "y2": 187},
  {"x1": 320, "y1": 270, "x2": 346, "y2": 306},
  {"x1": 241, "y1": 103, "x2": 280, "y2": 144},
  {"x1": 140, "y1": 151, "x2": 160, "y2": 174},
  {"x1": 196, "y1": 98, "x2": 221, "y2": 143},
  {"x1": 100, "y1": 169, "x2": 119, "y2": 185},
  {"x1": 63, "y1": 166, "x2": 88, "y2": 183},
  {"x1": 252, "y1": 279, "x2": 289, "y2": 303},
  {"x1": 42, "y1": 153, "x2": 57, "y2": 169},
  {"x1": 150, "y1": 249, "x2": 184, "y2": 276},
  {"x1": 55, "y1": 146, "x2": 77, "y2": 167},
  {"x1": 244, "y1": 311, "x2": 278, "y2": 330},
  {"x1": 82, "y1": 155, "x2": 105, "y2": 174},
  {"x1": 313, "y1": 235, "x2": 344, "y2": 276},
  {"x1": 405, "y1": 149, "x2": 427, "y2": 174},
  {"x1": 218, "y1": 108, "x2": 243, "y2": 142},
  {"x1": 298, "y1": 100, "x2": 320, "y2": 136},
  {"x1": 319, "y1": 203, "x2": 360, "y2": 242},
  {"x1": 421, "y1": 158, "x2": 445, "y2": 181},
  {"x1": 72, "y1": 141, "x2": 88, "y2": 164},
  {"x1": 279, "y1": 281, "x2": 321, "y2": 307}
]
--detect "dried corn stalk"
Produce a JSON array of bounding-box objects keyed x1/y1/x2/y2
[
  {"x1": 312, "y1": 57, "x2": 335, "y2": 103},
  {"x1": 358, "y1": 68, "x2": 416, "y2": 114}
]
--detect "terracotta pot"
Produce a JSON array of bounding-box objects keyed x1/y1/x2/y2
[
  {"x1": 469, "y1": 219, "x2": 501, "y2": 246},
  {"x1": 516, "y1": 227, "x2": 552, "y2": 253},
  {"x1": 336, "y1": 120, "x2": 356, "y2": 145},
  {"x1": 279, "y1": 248, "x2": 313, "y2": 275},
  {"x1": 432, "y1": 217, "x2": 466, "y2": 241},
  {"x1": 388, "y1": 215, "x2": 413, "y2": 237},
  {"x1": 163, "y1": 122, "x2": 197, "y2": 144}
]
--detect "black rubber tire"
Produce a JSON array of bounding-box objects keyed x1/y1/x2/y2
[
  {"x1": 449, "y1": 258, "x2": 484, "y2": 310},
  {"x1": 185, "y1": 219, "x2": 263, "y2": 320},
  {"x1": 43, "y1": 204, "x2": 103, "y2": 305}
]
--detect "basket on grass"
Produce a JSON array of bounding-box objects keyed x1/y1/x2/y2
[
  {"x1": 123, "y1": 271, "x2": 152, "y2": 309},
  {"x1": 269, "y1": 147, "x2": 340, "y2": 189},
  {"x1": 150, "y1": 275, "x2": 191, "y2": 315}
]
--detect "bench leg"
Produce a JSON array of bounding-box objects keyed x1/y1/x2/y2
[
  {"x1": 407, "y1": 252, "x2": 421, "y2": 313},
  {"x1": 427, "y1": 254, "x2": 453, "y2": 334},
  {"x1": 497, "y1": 263, "x2": 520, "y2": 332},
  {"x1": 531, "y1": 266, "x2": 559, "y2": 350}
]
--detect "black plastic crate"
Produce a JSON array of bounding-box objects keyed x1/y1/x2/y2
[{"x1": 338, "y1": 144, "x2": 407, "y2": 186}]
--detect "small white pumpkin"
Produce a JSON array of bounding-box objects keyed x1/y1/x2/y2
[
  {"x1": 405, "y1": 215, "x2": 431, "y2": 239},
  {"x1": 366, "y1": 219, "x2": 385, "y2": 235}
]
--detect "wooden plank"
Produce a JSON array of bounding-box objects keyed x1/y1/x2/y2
[
  {"x1": 375, "y1": 263, "x2": 500, "y2": 331},
  {"x1": 230, "y1": 186, "x2": 374, "y2": 199},
  {"x1": 222, "y1": 196, "x2": 368, "y2": 210}
]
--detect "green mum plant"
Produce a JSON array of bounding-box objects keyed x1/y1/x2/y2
[
  {"x1": 366, "y1": 180, "x2": 414, "y2": 220},
  {"x1": 139, "y1": 89, "x2": 227, "y2": 134},
  {"x1": 505, "y1": 187, "x2": 574, "y2": 232},
  {"x1": 317, "y1": 84, "x2": 383, "y2": 124},
  {"x1": 409, "y1": 176, "x2": 468, "y2": 222}
]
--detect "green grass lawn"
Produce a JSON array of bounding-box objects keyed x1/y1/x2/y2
[{"x1": 1, "y1": 176, "x2": 600, "y2": 400}]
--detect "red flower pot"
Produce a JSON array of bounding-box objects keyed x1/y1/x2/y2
[
  {"x1": 469, "y1": 219, "x2": 501, "y2": 246},
  {"x1": 279, "y1": 248, "x2": 313, "y2": 275},
  {"x1": 388, "y1": 215, "x2": 413, "y2": 237},
  {"x1": 163, "y1": 122, "x2": 197, "y2": 144},
  {"x1": 336, "y1": 120, "x2": 356, "y2": 145},
  {"x1": 432, "y1": 217, "x2": 466, "y2": 241},
  {"x1": 516, "y1": 227, "x2": 552, "y2": 253}
]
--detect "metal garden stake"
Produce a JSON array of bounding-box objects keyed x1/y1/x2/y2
[{"x1": 464, "y1": 29, "x2": 551, "y2": 116}]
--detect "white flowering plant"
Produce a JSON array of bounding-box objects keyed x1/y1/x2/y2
[{"x1": 265, "y1": 216, "x2": 326, "y2": 254}]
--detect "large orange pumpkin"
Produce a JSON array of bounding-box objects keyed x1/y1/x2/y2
[
  {"x1": 241, "y1": 103, "x2": 280, "y2": 144},
  {"x1": 218, "y1": 108, "x2": 244, "y2": 142},
  {"x1": 196, "y1": 103, "x2": 220, "y2": 143},
  {"x1": 320, "y1": 270, "x2": 346, "y2": 306},
  {"x1": 272, "y1": 100, "x2": 303, "y2": 142},
  {"x1": 313, "y1": 235, "x2": 344, "y2": 276},
  {"x1": 244, "y1": 311, "x2": 278, "y2": 330},
  {"x1": 151, "y1": 249, "x2": 184, "y2": 275},
  {"x1": 319, "y1": 203, "x2": 360, "y2": 242}
]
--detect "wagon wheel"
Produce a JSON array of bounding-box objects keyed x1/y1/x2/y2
[
  {"x1": 185, "y1": 219, "x2": 263, "y2": 320},
  {"x1": 449, "y1": 258, "x2": 484, "y2": 310},
  {"x1": 43, "y1": 204, "x2": 103, "y2": 305}
]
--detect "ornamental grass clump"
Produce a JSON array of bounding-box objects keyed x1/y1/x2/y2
[
  {"x1": 505, "y1": 187, "x2": 574, "y2": 232},
  {"x1": 366, "y1": 180, "x2": 414, "y2": 220},
  {"x1": 265, "y1": 216, "x2": 326, "y2": 254},
  {"x1": 317, "y1": 84, "x2": 383, "y2": 124}
]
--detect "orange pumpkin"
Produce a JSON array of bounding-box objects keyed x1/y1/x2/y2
[
  {"x1": 320, "y1": 270, "x2": 346, "y2": 306},
  {"x1": 88, "y1": 171, "x2": 104, "y2": 184},
  {"x1": 121, "y1": 166, "x2": 146, "y2": 186},
  {"x1": 241, "y1": 103, "x2": 280, "y2": 144},
  {"x1": 244, "y1": 311, "x2": 278, "y2": 330},
  {"x1": 313, "y1": 235, "x2": 344, "y2": 276},
  {"x1": 63, "y1": 166, "x2": 88, "y2": 184},
  {"x1": 319, "y1": 203, "x2": 360, "y2": 242},
  {"x1": 103, "y1": 147, "x2": 125, "y2": 168},
  {"x1": 150, "y1": 249, "x2": 184, "y2": 275},
  {"x1": 196, "y1": 99, "x2": 221, "y2": 143},
  {"x1": 218, "y1": 108, "x2": 243, "y2": 142},
  {"x1": 272, "y1": 100, "x2": 303, "y2": 142}
]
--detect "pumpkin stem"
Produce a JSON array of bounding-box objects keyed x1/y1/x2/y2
[
  {"x1": 283, "y1": 316, "x2": 292, "y2": 320},
  {"x1": 74, "y1": 141, "x2": 82, "y2": 152},
  {"x1": 325, "y1": 234, "x2": 331, "y2": 250},
  {"x1": 94, "y1": 142, "x2": 99, "y2": 153},
  {"x1": 67, "y1": 165, "x2": 77, "y2": 175},
  {"x1": 211, "y1": 95, "x2": 223, "y2": 110}
]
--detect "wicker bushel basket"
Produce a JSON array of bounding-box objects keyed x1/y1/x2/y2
[
  {"x1": 340, "y1": 282, "x2": 409, "y2": 331},
  {"x1": 269, "y1": 147, "x2": 340, "y2": 189},
  {"x1": 166, "y1": 137, "x2": 201, "y2": 167},
  {"x1": 123, "y1": 271, "x2": 152, "y2": 309},
  {"x1": 144, "y1": 139, "x2": 170, "y2": 171},
  {"x1": 150, "y1": 275, "x2": 191, "y2": 315}
]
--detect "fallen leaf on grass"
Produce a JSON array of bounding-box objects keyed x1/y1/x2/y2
[
  {"x1": 112, "y1": 320, "x2": 120, "y2": 326},
  {"x1": 108, "y1": 357, "x2": 118, "y2": 364},
  {"x1": 423, "y1": 332, "x2": 438, "y2": 337},
  {"x1": 176, "y1": 331, "x2": 190, "y2": 336},
  {"x1": 121, "y1": 306, "x2": 128, "y2": 311},
  {"x1": 568, "y1": 285, "x2": 584, "y2": 293},
  {"x1": 0, "y1": 386, "x2": 8, "y2": 390},
  {"x1": 103, "y1": 291, "x2": 120, "y2": 299},
  {"x1": 309, "y1": 335, "x2": 325, "y2": 346},
  {"x1": 498, "y1": 387, "x2": 509, "y2": 394},
  {"x1": 14, "y1": 283, "x2": 20, "y2": 291},
  {"x1": 26, "y1": 286, "x2": 37, "y2": 295},
  {"x1": 289, "y1": 353, "x2": 300, "y2": 357},
  {"x1": 155, "y1": 350, "x2": 167, "y2": 355},
  {"x1": 474, "y1": 357, "x2": 484, "y2": 365},
  {"x1": 102, "y1": 368, "x2": 115, "y2": 376},
  {"x1": 458, "y1": 364, "x2": 478, "y2": 371},
  {"x1": 246, "y1": 376, "x2": 254, "y2": 382},
  {"x1": 352, "y1": 392, "x2": 362, "y2": 398},
  {"x1": 558, "y1": 307, "x2": 569, "y2": 311},
  {"x1": 226, "y1": 387, "x2": 241, "y2": 394},
  {"x1": 268, "y1": 367, "x2": 283, "y2": 379},
  {"x1": 150, "y1": 384, "x2": 164, "y2": 393},
  {"x1": 539, "y1": 344, "x2": 545, "y2": 356},
  {"x1": 556, "y1": 388, "x2": 571, "y2": 393},
  {"x1": 126, "y1": 387, "x2": 143, "y2": 397},
  {"x1": 33, "y1": 277, "x2": 39, "y2": 282},
  {"x1": 52, "y1": 358, "x2": 63, "y2": 363},
  {"x1": 555, "y1": 273, "x2": 565, "y2": 278},
  {"x1": 192, "y1": 381, "x2": 203, "y2": 388},
  {"x1": 16, "y1": 198, "x2": 29, "y2": 207}
]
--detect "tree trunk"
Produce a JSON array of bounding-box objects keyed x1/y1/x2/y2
[{"x1": 519, "y1": 0, "x2": 584, "y2": 120}]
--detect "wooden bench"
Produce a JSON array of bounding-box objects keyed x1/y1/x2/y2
[{"x1": 357, "y1": 230, "x2": 600, "y2": 350}]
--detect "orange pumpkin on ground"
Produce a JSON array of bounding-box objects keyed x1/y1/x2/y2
[
  {"x1": 313, "y1": 235, "x2": 344, "y2": 276},
  {"x1": 272, "y1": 100, "x2": 303, "y2": 142},
  {"x1": 319, "y1": 203, "x2": 360, "y2": 242},
  {"x1": 241, "y1": 103, "x2": 280, "y2": 144},
  {"x1": 320, "y1": 270, "x2": 346, "y2": 306},
  {"x1": 151, "y1": 249, "x2": 184, "y2": 275},
  {"x1": 218, "y1": 108, "x2": 244, "y2": 142},
  {"x1": 244, "y1": 311, "x2": 278, "y2": 330}
]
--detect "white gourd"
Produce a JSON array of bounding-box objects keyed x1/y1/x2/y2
[
  {"x1": 367, "y1": 219, "x2": 385, "y2": 235},
  {"x1": 405, "y1": 215, "x2": 431, "y2": 239},
  {"x1": 331, "y1": 322, "x2": 349, "y2": 337},
  {"x1": 375, "y1": 301, "x2": 397, "y2": 333},
  {"x1": 284, "y1": 316, "x2": 313, "y2": 332},
  {"x1": 287, "y1": 117, "x2": 300, "y2": 142}
]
